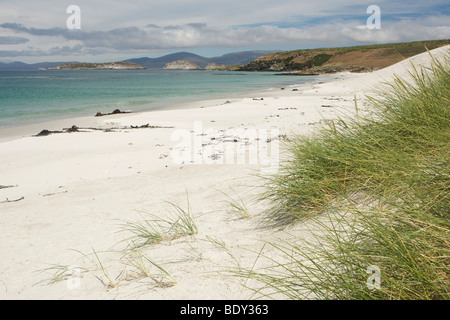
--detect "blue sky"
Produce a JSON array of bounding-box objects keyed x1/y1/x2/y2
[{"x1": 0, "y1": 0, "x2": 448, "y2": 63}]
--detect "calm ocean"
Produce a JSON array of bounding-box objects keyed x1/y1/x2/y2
[{"x1": 0, "y1": 69, "x2": 320, "y2": 129}]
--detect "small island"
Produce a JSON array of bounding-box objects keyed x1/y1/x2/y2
[{"x1": 53, "y1": 61, "x2": 146, "y2": 70}]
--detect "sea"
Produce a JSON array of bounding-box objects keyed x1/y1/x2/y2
[{"x1": 0, "y1": 69, "x2": 322, "y2": 129}]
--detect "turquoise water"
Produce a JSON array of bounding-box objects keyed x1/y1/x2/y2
[{"x1": 0, "y1": 69, "x2": 320, "y2": 129}]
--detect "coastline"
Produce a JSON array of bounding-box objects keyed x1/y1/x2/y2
[
  {"x1": 0, "y1": 46, "x2": 447, "y2": 300},
  {"x1": 0, "y1": 69, "x2": 324, "y2": 136},
  {"x1": 0, "y1": 73, "x2": 329, "y2": 143}
]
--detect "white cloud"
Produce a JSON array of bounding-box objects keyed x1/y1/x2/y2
[
  {"x1": 0, "y1": 36, "x2": 30, "y2": 45},
  {"x1": 2, "y1": 19, "x2": 448, "y2": 50},
  {"x1": 0, "y1": 0, "x2": 448, "y2": 61}
]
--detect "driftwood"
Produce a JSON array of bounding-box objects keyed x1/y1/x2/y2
[
  {"x1": 1, "y1": 196, "x2": 24, "y2": 203},
  {"x1": 95, "y1": 109, "x2": 131, "y2": 117},
  {"x1": 34, "y1": 123, "x2": 174, "y2": 137},
  {"x1": 131, "y1": 123, "x2": 151, "y2": 129},
  {"x1": 34, "y1": 125, "x2": 78, "y2": 137},
  {"x1": 0, "y1": 185, "x2": 17, "y2": 190},
  {"x1": 130, "y1": 124, "x2": 173, "y2": 129},
  {"x1": 34, "y1": 129, "x2": 63, "y2": 137},
  {"x1": 42, "y1": 191, "x2": 68, "y2": 197},
  {"x1": 65, "y1": 125, "x2": 80, "y2": 132}
]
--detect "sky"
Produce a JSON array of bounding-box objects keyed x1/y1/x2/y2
[{"x1": 0, "y1": 0, "x2": 449, "y2": 63}]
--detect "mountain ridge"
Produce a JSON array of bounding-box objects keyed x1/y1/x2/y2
[
  {"x1": 0, "y1": 50, "x2": 276, "y2": 70},
  {"x1": 125, "y1": 50, "x2": 277, "y2": 68},
  {"x1": 3, "y1": 40, "x2": 448, "y2": 72}
]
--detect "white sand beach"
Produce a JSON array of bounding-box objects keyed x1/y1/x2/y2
[{"x1": 0, "y1": 46, "x2": 448, "y2": 300}]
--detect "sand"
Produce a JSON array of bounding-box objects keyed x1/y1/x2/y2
[{"x1": 0, "y1": 46, "x2": 448, "y2": 300}]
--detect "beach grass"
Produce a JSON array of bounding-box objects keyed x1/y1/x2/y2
[
  {"x1": 35, "y1": 263, "x2": 89, "y2": 286},
  {"x1": 216, "y1": 187, "x2": 252, "y2": 219},
  {"x1": 262, "y1": 53, "x2": 449, "y2": 226},
  {"x1": 91, "y1": 248, "x2": 118, "y2": 288},
  {"x1": 121, "y1": 249, "x2": 177, "y2": 287},
  {"x1": 36, "y1": 200, "x2": 197, "y2": 290},
  {"x1": 239, "y1": 52, "x2": 449, "y2": 299},
  {"x1": 121, "y1": 199, "x2": 198, "y2": 248}
]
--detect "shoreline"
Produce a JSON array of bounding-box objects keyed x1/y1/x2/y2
[
  {"x1": 0, "y1": 69, "x2": 325, "y2": 136},
  {"x1": 0, "y1": 73, "x2": 330, "y2": 143},
  {"x1": 0, "y1": 46, "x2": 447, "y2": 300}
]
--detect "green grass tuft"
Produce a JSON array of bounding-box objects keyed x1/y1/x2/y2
[
  {"x1": 242, "y1": 51, "x2": 450, "y2": 299},
  {"x1": 121, "y1": 200, "x2": 198, "y2": 248}
]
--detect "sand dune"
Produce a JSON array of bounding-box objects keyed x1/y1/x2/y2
[{"x1": 0, "y1": 45, "x2": 448, "y2": 300}]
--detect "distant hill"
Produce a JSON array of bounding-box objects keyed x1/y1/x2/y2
[
  {"x1": 125, "y1": 52, "x2": 209, "y2": 69},
  {"x1": 237, "y1": 40, "x2": 450, "y2": 73},
  {"x1": 54, "y1": 61, "x2": 146, "y2": 70},
  {"x1": 125, "y1": 50, "x2": 277, "y2": 68},
  {"x1": 3, "y1": 41, "x2": 448, "y2": 72},
  {"x1": 0, "y1": 50, "x2": 275, "y2": 70},
  {"x1": 211, "y1": 50, "x2": 278, "y2": 66},
  {"x1": 0, "y1": 61, "x2": 62, "y2": 70}
]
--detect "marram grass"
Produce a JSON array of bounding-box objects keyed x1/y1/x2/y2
[
  {"x1": 262, "y1": 52, "x2": 449, "y2": 226},
  {"x1": 241, "y1": 51, "x2": 449, "y2": 299},
  {"x1": 121, "y1": 200, "x2": 198, "y2": 248}
]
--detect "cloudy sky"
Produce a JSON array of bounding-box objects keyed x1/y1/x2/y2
[{"x1": 0, "y1": 0, "x2": 449, "y2": 62}]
